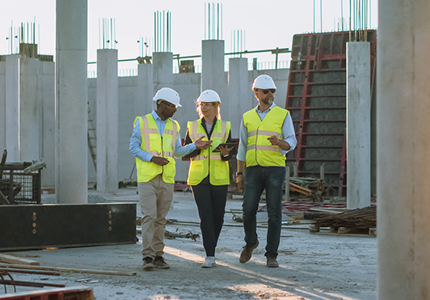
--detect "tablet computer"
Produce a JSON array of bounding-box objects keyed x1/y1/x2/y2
[{"x1": 212, "y1": 142, "x2": 237, "y2": 153}]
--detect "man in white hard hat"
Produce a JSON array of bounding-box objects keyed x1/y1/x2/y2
[
  {"x1": 236, "y1": 75, "x2": 297, "y2": 268},
  {"x1": 130, "y1": 87, "x2": 211, "y2": 271}
]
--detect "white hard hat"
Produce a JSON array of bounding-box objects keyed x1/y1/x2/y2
[
  {"x1": 197, "y1": 89, "x2": 221, "y2": 104},
  {"x1": 252, "y1": 75, "x2": 277, "y2": 91},
  {"x1": 153, "y1": 87, "x2": 181, "y2": 107}
]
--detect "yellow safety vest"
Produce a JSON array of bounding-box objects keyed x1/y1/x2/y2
[
  {"x1": 243, "y1": 106, "x2": 289, "y2": 167},
  {"x1": 134, "y1": 114, "x2": 179, "y2": 183},
  {"x1": 187, "y1": 119, "x2": 231, "y2": 186}
]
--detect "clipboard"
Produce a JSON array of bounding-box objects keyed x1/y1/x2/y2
[{"x1": 212, "y1": 142, "x2": 237, "y2": 153}]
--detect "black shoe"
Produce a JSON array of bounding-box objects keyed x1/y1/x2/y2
[
  {"x1": 239, "y1": 240, "x2": 259, "y2": 263},
  {"x1": 153, "y1": 256, "x2": 170, "y2": 269},
  {"x1": 143, "y1": 257, "x2": 155, "y2": 271}
]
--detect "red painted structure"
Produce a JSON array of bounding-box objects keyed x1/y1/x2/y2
[{"x1": 285, "y1": 30, "x2": 377, "y2": 196}]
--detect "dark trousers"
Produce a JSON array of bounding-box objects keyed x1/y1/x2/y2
[
  {"x1": 242, "y1": 166, "x2": 285, "y2": 258},
  {"x1": 191, "y1": 177, "x2": 228, "y2": 257}
]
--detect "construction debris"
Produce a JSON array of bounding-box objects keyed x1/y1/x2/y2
[
  {"x1": 288, "y1": 176, "x2": 331, "y2": 201},
  {"x1": 165, "y1": 230, "x2": 200, "y2": 241},
  {"x1": 310, "y1": 206, "x2": 376, "y2": 234},
  {"x1": 0, "y1": 254, "x2": 40, "y2": 266},
  {"x1": 0, "y1": 148, "x2": 44, "y2": 205},
  {"x1": 0, "y1": 263, "x2": 137, "y2": 276}
]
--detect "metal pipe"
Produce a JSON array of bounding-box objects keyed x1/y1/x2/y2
[
  {"x1": 320, "y1": 0, "x2": 322, "y2": 32},
  {"x1": 221, "y1": 3, "x2": 223, "y2": 40},
  {"x1": 313, "y1": 0, "x2": 315, "y2": 32},
  {"x1": 0, "y1": 280, "x2": 65, "y2": 288},
  {"x1": 0, "y1": 268, "x2": 60, "y2": 276},
  {"x1": 87, "y1": 47, "x2": 291, "y2": 65},
  {"x1": 341, "y1": 0, "x2": 344, "y2": 31},
  {"x1": 204, "y1": 3, "x2": 206, "y2": 40}
]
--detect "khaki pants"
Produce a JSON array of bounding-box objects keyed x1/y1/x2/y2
[{"x1": 138, "y1": 175, "x2": 174, "y2": 258}]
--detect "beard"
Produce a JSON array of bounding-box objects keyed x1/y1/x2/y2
[{"x1": 260, "y1": 96, "x2": 274, "y2": 105}]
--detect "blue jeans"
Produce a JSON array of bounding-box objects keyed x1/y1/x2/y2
[{"x1": 242, "y1": 166, "x2": 285, "y2": 258}]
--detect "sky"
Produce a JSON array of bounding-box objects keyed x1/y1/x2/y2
[{"x1": 0, "y1": 0, "x2": 378, "y2": 73}]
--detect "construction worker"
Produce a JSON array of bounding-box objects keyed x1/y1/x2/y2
[
  {"x1": 236, "y1": 75, "x2": 297, "y2": 268},
  {"x1": 129, "y1": 87, "x2": 211, "y2": 271},
  {"x1": 184, "y1": 90, "x2": 235, "y2": 268}
]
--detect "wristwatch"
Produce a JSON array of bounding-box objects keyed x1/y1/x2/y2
[{"x1": 236, "y1": 172, "x2": 243, "y2": 176}]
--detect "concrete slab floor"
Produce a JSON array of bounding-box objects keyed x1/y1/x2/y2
[{"x1": 2, "y1": 189, "x2": 377, "y2": 300}]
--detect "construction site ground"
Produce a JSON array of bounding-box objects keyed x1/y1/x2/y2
[{"x1": 2, "y1": 188, "x2": 377, "y2": 300}]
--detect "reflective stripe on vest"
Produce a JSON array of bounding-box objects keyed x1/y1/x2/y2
[
  {"x1": 243, "y1": 106, "x2": 289, "y2": 167},
  {"x1": 134, "y1": 114, "x2": 179, "y2": 183},
  {"x1": 187, "y1": 119, "x2": 231, "y2": 186}
]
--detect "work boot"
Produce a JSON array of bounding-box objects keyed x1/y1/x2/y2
[
  {"x1": 239, "y1": 240, "x2": 259, "y2": 263},
  {"x1": 266, "y1": 256, "x2": 279, "y2": 268},
  {"x1": 153, "y1": 256, "x2": 170, "y2": 269},
  {"x1": 201, "y1": 256, "x2": 216, "y2": 268},
  {"x1": 143, "y1": 257, "x2": 155, "y2": 271}
]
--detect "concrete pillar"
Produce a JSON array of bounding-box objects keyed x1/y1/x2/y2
[
  {"x1": 378, "y1": 1, "x2": 430, "y2": 299},
  {"x1": 55, "y1": 0, "x2": 88, "y2": 204},
  {"x1": 228, "y1": 57, "x2": 248, "y2": 138},
  {"x1": 0, "y1": 61, "x2": 5, "y2": 151},
  {"x1": 96, "y1": 49, "x2": 118, "y2": 193},
  {"x1": 20, "y1": 57, "x2": 40, "y2": 162},
  {"x1": 137, "y1": 63, "x2": 153, "y2": 115},
  {"x1": 153, "y1": 52, "x2": 173, "y2": 99},
  {"x1": 202, "y1": 40, "x2": 226, "y2": 117},
  {"x1": 5, "y1": 55, "x2": 20, "y2": 162},
  {"x1": 346, "y1": 42, "x2": 371, "y2": 209},
  {"x1": 40, "y1": 61, "x2": 56, "y2": 188}
]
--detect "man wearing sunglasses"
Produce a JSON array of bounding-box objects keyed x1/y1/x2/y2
[
  {"x1": 236, "y1": 75, "x2": 297, "y2": 268},
  {"x1": 130, "y1": 87, "x2": 211, "y2": 271}
]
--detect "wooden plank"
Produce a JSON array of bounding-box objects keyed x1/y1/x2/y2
[
  {"x1": 0, "y1": 253, "x2": 40, "y2": 265},
  {"x1": 0, "y1": 263, "x2": 136, "y2": 276},
  {"x1": 0, "y1": 286, "x2": 94, "y2": 300}
]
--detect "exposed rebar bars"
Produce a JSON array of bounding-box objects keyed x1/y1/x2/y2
[
  {"x1": 153, "y1": 11, "x2": 171, "y2": 52},
  {"x1": 349, "y1": 0, "x2": 370, "y2": 41},
  {"x1": 204, "y1": 2, "x2": 223, "y2": 40},
  {"x1": 99, "y1": 18, "x2": 117, "y2": 49}
]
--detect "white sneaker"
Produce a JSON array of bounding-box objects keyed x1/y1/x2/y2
[{"x1": 202, "y1": 256, "x2": 216, "y2": 268}]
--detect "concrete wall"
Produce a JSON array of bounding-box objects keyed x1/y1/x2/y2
[
  {"x1": 0, "y1": 61, "x2": 5, "y2": 151},
  {"x1": 40, "y1": 61, "x2": 55, "y2": 187},
  {"x1": 1, "y1": 55, "x2": 289, "y2": 186},
  {"x1": 0, "y1": 56, "x2": 54, "y2": 187},
  {"x1": 100, "y1": 68, "x2": 290, "y2": 183}
]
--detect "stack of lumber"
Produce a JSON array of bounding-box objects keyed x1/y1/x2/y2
[
  {"x1": 289, "y1": 177, "x2": 329, "y2": 201},
  {"x1": 313, "y1": 206, "x2": 376, "y2": 229}
]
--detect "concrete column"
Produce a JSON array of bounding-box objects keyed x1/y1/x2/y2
[
  {"x1": 40, "y1": 61, "x2": 56, "y2": 188},
  {"x1": 0, "y1": 61, "x2": 5, "y2": 151},
  {"x1": 55, "y1": 0, "x2": 88, "y2": 204},
  {"x1": 96, "y1": 49, "x2": 118, "y2": 193},
  {"x1": 153, "y1": 52, "x2": 173, "y2": 97},
  {"x1": 137, "y1": 63, "x2": 153, "y2": 115},
  {"x1": 378, "y1": 1, "x2": 430, "y2": 299},
  {"x1": 228, "y1": 57, "x2": 248, "y2": 138},
  {"x1": 202, "y1": 40, "x2": 226, "y2": 117},
  {"x1": 5, "y1": 55, "x2": 20, "y2": 162},
  {"x1": 346, "y1": 42, "x2": 371, "y2": 209},
  {"x1": 20, "y1": 57, "x2": 40, "y2": 162}
]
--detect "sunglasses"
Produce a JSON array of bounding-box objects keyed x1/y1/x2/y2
[
  {"x1": 163, "y1": 102, "x2": 177, "y2": 108},
  {"x1": 261, "y1": 89, "x2": 276, "y2": 94}
]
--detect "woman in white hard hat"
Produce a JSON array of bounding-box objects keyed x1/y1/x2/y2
[{"x1": 184, "y1": 89, "x2": 236, "y2": 268}]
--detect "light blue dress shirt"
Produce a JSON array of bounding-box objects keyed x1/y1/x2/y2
[
  {"x1": 129, "y1": 110, "x2": 197, "y2": 162},
  {"x1": 237, "y1": 103, "x2": 297, "y2": 162}
]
